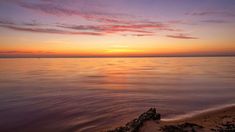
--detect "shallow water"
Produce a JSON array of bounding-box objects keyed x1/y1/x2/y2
[{"x1": 0, "y1": 57, "x2": 235, "y2": 132}]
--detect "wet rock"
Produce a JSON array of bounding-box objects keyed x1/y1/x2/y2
[
  {"x1": 161, "y1": 123, "x2": 203, "y2": 132},
  {"x1": 212, "y1": 122, "x2": 235, "y2": 132},
  {"x1": 107, "y1": 108, "x2": 161, "y2": 132}
]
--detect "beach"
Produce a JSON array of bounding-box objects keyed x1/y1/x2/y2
[
  {"x1": 139, "y1": 105, "x2": 235, "y2": 132},
  {"x1": 108, "y1": 105, "x2": 235, "y2": 132}
]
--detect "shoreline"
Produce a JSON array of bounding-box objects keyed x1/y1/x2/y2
[
  {"x1": 162, "y1": 103, "x2": 235, "y2": 122},
  {"x1": 108, "y1": 104, "x2": 235, "y2": 132}
]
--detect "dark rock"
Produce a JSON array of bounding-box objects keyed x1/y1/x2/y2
[
  {"x1": 161, "y1": 123, "x2": 203, "y2": 132},
  {"x1": 107, "y1": 108, "x2": 161, "y2": 132},
  {"x1": 213, "y1": 122, "x2": 235, "y2": 132}
]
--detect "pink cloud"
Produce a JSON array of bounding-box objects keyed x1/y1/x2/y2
[
  {"x1": 166, "y1": 34, "x2": 198, "y2": 39},
  {"x1": 0, "y1": 24, "x2": 103, "y2": 36},
  {"x1": 16, "y1": 1, "x2": 131, "y2": 24},
  {"x1": 0, "y1": 18, "x2": 180, "y2": 36},
  {"x1": 0, "y1": 1, "x2": 186, "y2": 37}
]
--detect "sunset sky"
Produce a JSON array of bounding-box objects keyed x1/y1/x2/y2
[{"x1": 0, "y1": 0, "x2": 235, "y2": 57}]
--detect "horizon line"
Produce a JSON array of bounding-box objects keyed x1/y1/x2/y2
[{"x1": 1, "y1": 54, "x2": 235, "y2": 59}]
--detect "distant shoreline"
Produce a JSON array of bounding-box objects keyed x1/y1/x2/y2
[{"x1": 1, "y1": 55, "x2": 235, "y2": 59}]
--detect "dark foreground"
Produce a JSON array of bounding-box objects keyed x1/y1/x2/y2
[{"x1": 107, "y1": 105, "x2": 235, "y2": 132}]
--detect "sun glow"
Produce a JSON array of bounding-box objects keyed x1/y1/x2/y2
[{"x1": 105, "y1": 48, "x2": 142, "y2": 54}]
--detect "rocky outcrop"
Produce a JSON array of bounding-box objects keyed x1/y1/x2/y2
[
  {"x1": 211, "y1": 121, "x2": 235, "y2": 132},
  {"x1": 161, "y1": 123, "x2": 203, "y2": 132},
  {"x1": 107, "y1": 108, "x2": 161, "y2": 132}
]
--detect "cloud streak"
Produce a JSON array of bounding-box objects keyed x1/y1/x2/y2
[
  {"x1": 57, "y1": 22, "x2": 172, "y2": 35},
  {"x1": 201, "y1": 19, "x2": 230, "y2": 24},
  {"x1": 0, "y1": 1, "x2": 192, "y2": 37},
  {"x1": 14, "y1": 0, "x2": 132, "y2": 24},
  {"x1": 0, "y1": 20, "x2": 103, "y2": 36},
  {"x1": 0, "y1": 50, "x2": 54, "y2": 54},
  {"x1": 166, "y1": 34, "x2": 198, "y2": 39},
  {"x1": 0, "y1": 18, "x2": 179, "y2": 36},
  {"x1": 186, "y1": 11, "x2": 235, "y2": 17}
]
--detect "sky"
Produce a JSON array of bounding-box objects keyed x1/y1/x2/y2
[{"x1": 0, "y1": 0, "x2": 235, "y2": 57}]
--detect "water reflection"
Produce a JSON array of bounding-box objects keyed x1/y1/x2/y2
[{"x1": 0, "y1": 57, "x2": 235, "y2": 132}]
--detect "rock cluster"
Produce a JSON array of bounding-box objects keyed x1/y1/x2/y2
[
  {"x1": 107, "y1": 108, "x2": 161, "y2": 132},
  {"x1": 211, "y1": 121, "x2": 235, "y2": 132},
  {"x1": 161, "y1": 123, "x2": 203, "y2": 132}
]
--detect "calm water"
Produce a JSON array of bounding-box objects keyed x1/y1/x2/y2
[{"x1": 0, "y1": 57, "x2": 235, "y2": 132}]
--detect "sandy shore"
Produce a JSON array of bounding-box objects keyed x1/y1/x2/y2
[
  {"x1": 108, "y1": 105, "x2": 235, "y2": 132},
  {"x1": 140, "y1": 105, "x2": 235, "y2": 132}
]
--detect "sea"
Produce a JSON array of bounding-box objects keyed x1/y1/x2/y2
[{"x1": 0, "y1": 57, "x2": 235, "y2": 132}]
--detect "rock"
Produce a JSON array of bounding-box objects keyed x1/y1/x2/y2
[
  {"x1": 161, "y1": 122, "x2": 203, "y2": 132},
  {"x1": 212, "y1": 122, "x2": 235, "y2": 132},
  {"x1": 107, "y1": 108, "x2": 161, "y2": 132}
]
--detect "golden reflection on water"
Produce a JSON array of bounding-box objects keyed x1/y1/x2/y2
[{"x1": 0, "y1": 57, "x2": 235, "y2": 132}]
